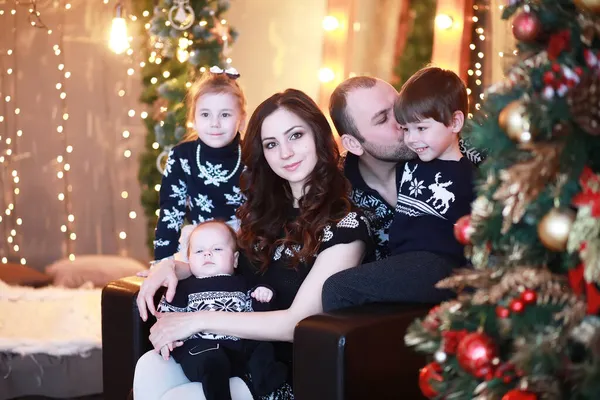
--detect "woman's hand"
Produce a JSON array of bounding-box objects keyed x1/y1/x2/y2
[
  {"x1": 159, "y1": 341, "x2": 184, "y2": 360},
  {"x1": 150, "y1": 312, "x2": 200, "y2": 351},
  {"x1": 136, "y1": 258, "x2": 179, "y2": 321}
]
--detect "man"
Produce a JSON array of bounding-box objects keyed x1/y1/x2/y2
[
  {"x1": 329, "y1": 76, "x2": 416, "y2": 262},
  {"x1": 324, "y1": 74, "x2": 476, "y2": 310}
]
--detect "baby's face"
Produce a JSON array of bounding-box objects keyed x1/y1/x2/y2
[{"x1": 188, "y1": 223, "x2": 238, "y2": 278}]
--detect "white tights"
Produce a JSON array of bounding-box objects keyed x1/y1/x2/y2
[{"x1": 133, "y1": 350, "x2": 254, "y2": 400}]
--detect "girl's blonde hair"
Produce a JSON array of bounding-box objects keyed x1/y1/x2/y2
[{"x1": 182, "y1": 71, "x2": 247, "y2": 143}]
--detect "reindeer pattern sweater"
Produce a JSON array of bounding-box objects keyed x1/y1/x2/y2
[{"x1": 388, "y1": 157, "x2": 475, "y2": 264}]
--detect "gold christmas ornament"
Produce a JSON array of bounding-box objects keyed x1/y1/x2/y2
[
  {"x1": 538, "y1": 208, "x2": 577, "y2": 252},
  {"x1": 498, "y1": 100, "x2": 536, "y2": 144},
  {"x1": 575, "y1": 0, "x2": 600, "y2": 13}
]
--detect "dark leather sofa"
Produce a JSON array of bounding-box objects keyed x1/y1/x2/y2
[{"x1": 101, "y1": 276, "x2": 430, "y2": 400}]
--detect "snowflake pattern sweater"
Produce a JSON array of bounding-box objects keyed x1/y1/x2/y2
[
  {"x1": 341, "y1": 152, "x2": 399, "y2": 262},
  {"x1": 156, "y1": 274, "x2": 270, "y2": 360},
  {"x1": 388, "y1": 157, "x2": 476, "y2": 264},
  {"x1": 153, "y1": 134, "x2": 244, "y2": 261}
]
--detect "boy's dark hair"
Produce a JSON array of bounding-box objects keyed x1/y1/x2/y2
[
  {"x1": 329, "y1": 76, "x2": 377, "y2": 141},
  {"x1": 394, "y1": 66, "x2": 468, "y2": 126}
]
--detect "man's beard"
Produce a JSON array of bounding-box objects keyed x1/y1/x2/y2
[{"x1": 361, "y1": 140, "x2": 417, "y2": 163}]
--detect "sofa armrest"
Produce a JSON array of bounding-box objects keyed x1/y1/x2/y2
[
  {"x1": 293, "y1": 303, "x2": 431, "y2": 400},
  {"x1": 101, "y1": 276, "x2": 163, "y2": 400}
]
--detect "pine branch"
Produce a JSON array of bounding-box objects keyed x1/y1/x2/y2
[{"x1": 492, "y1": 143, "x2": 563, "y2": 234}]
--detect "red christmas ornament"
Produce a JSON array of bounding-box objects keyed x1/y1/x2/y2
[
  {"x1": 510, "y1": 298, "x2": 525, "y2": 313},
  {"x1": 543, "y1": 71, "x2": 555, "y2": 85},
  {"x1": 512, "y1": 12, "x2": 542, "y2": 42},
  {"x1": 521, "y1": 289, "x2": 537, "y2": 304},
  {"x1": 456, "y1": 332, "x2": 498, "y2": 377},
  {"x1": 454, "y1": 215, "x2": 474, "y2": 245},
  {"x1": 496, "y1": 306, "x2": 510, "y2": 318},
  {"x1": 502, "y1": 389, "x2": 538, "y2": 400},
  {"x1": 419, "y1": 362, "x2": 443, "y2": 399}
]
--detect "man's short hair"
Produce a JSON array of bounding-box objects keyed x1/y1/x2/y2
[
  {"x1": 329, "y1": 76, "x2": 378, "y2": 142},
  {"x1": 394, "y1": 66, "x2": 468, "y2": 126}
]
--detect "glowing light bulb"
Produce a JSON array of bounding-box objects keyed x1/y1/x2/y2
[
  {"x1": 322, "y1": 16, "x2": 340, "y2": 31},
  {"x1": 318, "y1": 67, "x2": 335, "y2": 83},
  {"x1": 109, "y1": 3, "x2": 130, "y2": 54},
  {"x1": 435, "y1": 14, "x2": 454, "y2": 30}
]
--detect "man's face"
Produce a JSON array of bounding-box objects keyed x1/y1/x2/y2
[{"x1": 345, "y1": 81, "x2": 416, "y2": 162}]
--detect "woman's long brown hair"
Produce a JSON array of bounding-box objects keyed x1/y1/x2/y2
[{"x1": 236, "y1": 89, "x2": 353, "y2": 271}]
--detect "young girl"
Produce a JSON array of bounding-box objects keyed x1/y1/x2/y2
[
  {"x1": 153, "y1": 66, "x2": 246, "y2": 264},
  {"x1": 134, "y1": 89, "x2": 373, "y2": 400}
]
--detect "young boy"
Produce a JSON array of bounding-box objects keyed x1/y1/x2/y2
[
  {"x1": 390, "y1": 66, "x2": 475, "y2": 265},
  {"x1": 157, "y1": 220, "x2": 287, "y2": 400}
]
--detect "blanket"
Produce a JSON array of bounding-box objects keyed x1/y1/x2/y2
[{"x1": 0, "y1": 280, "x2": 102, "y2": 356}]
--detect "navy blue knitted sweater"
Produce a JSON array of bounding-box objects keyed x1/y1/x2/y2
[{"x1": 153, "y1": 134, "x2": 244, "y2": 261}]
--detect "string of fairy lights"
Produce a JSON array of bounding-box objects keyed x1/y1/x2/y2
[
  {"x1": 466, "y1": 1, "x2": 489, "y2": 118},
  {"x1": 53, "y1": 0, "x2": 77, "y2": 261},
  {"x1": 0, "y1": 5, "x2": 25, "y2": 265},
  {"x1": 109, "y1": 0, "x2": 234, "y2": 223},
  {"x1": 102, "y1": 0, "x2": 150, "y2": 254}
]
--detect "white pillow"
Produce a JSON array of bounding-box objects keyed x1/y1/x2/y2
[{"x1": 45, "y1": 255, "x2": 148, "y2": 288}]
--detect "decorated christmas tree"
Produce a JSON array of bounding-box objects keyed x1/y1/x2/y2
[
  {"x1": 405, "y1": 1, "x2": 600, "y2": 399},
  {"x1": 134, "y1": 0, "x2": 237, "y2": 253}
]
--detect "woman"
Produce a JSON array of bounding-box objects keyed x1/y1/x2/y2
[{"x1": 134, "y1": 89, "x2": 372, "y2": 400}]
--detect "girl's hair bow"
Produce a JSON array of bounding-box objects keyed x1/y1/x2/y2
[{"x1": 209, "y1": 65, "x2": 240, "y2": 79}]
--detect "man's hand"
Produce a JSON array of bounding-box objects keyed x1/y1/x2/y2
[{"x1": 250, "y1": 286, "x2": 273, "y2": 303}]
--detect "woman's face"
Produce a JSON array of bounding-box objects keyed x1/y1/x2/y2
[{"x1": 260, "y1": 108, "x2": 318, "y2": 195}]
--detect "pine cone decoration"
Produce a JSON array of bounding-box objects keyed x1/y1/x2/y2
[{"x1": 568, "y1": 73, "x2": 600, "y2": 136}]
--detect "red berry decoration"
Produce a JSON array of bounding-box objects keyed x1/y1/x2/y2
[
  {"x1": 521, "y1": 289, "x2": 537, "y2": 304},
  {"x1": 552, "y1": 63, "x2": 562, "y2": 73},
  {"x1": 512, "y1": 12, "x2": 542, "y2": 42},
  {"x1": 502, "y1": 389, "x2": 538, "y2": 400},
  {"x1": 510, "y1": 298, "x2": 525, "y2": 313},
  {"x1": 454, "y1": 214, "x2": 474, "y2": 245},
  {"x1": 456, "y1": 332, "x2": 498, "y2": 377},
  {"x1": 543, "y1": 71, "x2": 555, "y2": 85},
  {"x1": 496, "y1": 306, "x2": 510, "y2": 318},
  {"x1": 419, "y1": 362, "x2": 443, "y2": 399}
]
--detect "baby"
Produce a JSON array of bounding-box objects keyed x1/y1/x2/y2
[{"x1": 157, "y1": 220, "x2": 286, "y2": 400}]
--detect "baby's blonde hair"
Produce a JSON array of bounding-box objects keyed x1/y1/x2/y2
[
  {"x1": 182, "y1": 71, "x2": 247, "y2": 143},
  {"x1": 186, "y1": 220, "x2": 238, "y2": 258}
]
